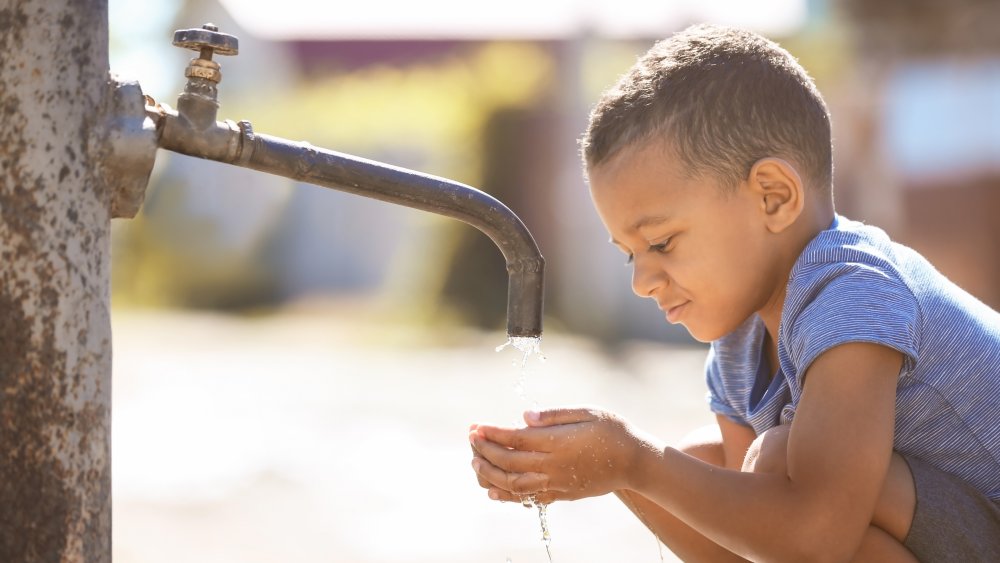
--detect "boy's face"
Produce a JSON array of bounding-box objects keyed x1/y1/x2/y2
[{"x1": 588, "y1": 141, "x2": 786, "y2": 343}]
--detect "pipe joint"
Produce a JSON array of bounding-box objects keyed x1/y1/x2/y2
[{"x1": 105, "y1": 77, "x2": 158, "y2": 219}]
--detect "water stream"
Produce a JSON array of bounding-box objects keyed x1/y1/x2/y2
[
  {"x1": 496, "y1": 336, "x2": 668, "y2": 562},
  {"x1": 495, "y1": 336, "x2": 551, "y2": 562}
]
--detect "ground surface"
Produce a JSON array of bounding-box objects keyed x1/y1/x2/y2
[{"x1": 112, "y1": 305, "x2": 712, "y2": 562}]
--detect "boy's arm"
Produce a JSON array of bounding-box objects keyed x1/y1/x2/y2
[
  {"x1": 472, "y1": 342, "x2": 902, "y2": 562},
  {"x1": 628, "y1": 341, "x2": 901, "y2": 562},
  {"x1": 614, "y1": 415, "x2": 755, "y2": 562}
]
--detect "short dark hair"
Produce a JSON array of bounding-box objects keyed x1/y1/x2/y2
[{"x1": 581, "y1": 24, "x2": 832, "y2": 192}]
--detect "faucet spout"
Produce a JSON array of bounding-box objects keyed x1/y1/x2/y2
[
  {"x1": 242, "y1": 128, "x2": 546, "y2": 337},
  {"x1": 150, "y1": 105, "x2": 544, "y2": 337},
  {"x1": 154, "y1": 23, "x2": 543, "y2": 337}
]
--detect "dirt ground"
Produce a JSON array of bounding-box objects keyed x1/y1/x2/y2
[{"x1": 111, "y1": 305, "x2": 713, "y2": 562}]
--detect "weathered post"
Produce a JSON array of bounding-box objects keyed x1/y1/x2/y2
[
  {"x1": 0, "y1": 0, "x2": 120, "y2": 560},
  {"x1": 0, "y1": 2, "x2": 541, "y2": 556}
]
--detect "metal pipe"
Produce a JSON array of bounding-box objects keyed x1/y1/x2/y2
[{"x1": 151, "y1": 104, "x2": 544, "y2": 337}]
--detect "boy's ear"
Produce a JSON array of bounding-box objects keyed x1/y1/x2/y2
[{"x1": 746, "y1": 158, "x2": 804, "y2": 234}]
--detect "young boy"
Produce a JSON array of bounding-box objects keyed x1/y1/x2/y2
[{"x1": 469, "y1": 24, "x2": 1000, "y2": 561}]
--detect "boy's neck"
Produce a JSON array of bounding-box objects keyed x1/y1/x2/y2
[{"x1": 758, "y1": 202, "x2": 836, "y2": 361}]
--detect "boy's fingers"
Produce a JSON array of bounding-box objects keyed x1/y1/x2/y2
[
  {"x1": 472, "y1": 457, "x2": 552, "y2": 495},
  {"x1": 488, "y1": 487, "x2": 561, "y2": 507},
  {"x1": 470, "y1": 452, "x2": 489, "y2": 489},
  {"x1": 494, "y1": 490, "x2": 568, "y2": 508},
  {"x1": 476, "y1": 472, "x2": 491, "y2": 490},
  {"x1": 472, "y1": 434, "x2": 548, "y2": 473},
  {"x1": 473, "y1": 425, "x2": 553, "y2": 453},
  {"x1": 486, "y1": 487, "x2": 521, "y2": 503},
  {"x1": 525, "y1": 407, "x2": 601, "y2": 427}
]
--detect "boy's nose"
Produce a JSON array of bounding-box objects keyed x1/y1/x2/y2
[{"x1": 631, "y1": 256, "x2": 666, "y2": 298}]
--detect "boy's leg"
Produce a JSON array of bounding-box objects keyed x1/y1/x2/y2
[
  {"x1": 744, "y1": 423, "x2": 918, "y2": 562},
  {"x1": 852, "y1": 526, "x2": 919, "y2": 563},
  {"x1": 744, "y1": 424, "x2": 1000, "y2": 562},
  {"x1": 617, "y1": 425, "x2": 934, "y2": 562},
  {"x1": 901, "y1": 455, "x2": 1000, "y2": 562},
  {"x1": 743, "y1": 424, "x2": 917, "y2": 545}
]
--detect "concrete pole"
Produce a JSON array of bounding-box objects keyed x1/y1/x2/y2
[{"x1": 0, "y1": 0, "x2": 113, "y2": 560}]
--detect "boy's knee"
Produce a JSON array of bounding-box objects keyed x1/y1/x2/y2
[
  {"x1": 677, "y1": 424, "x2": 726, "y2": 467},
  {"x1": 742, "y1": 424, "x2": 791, "y2": 474}
]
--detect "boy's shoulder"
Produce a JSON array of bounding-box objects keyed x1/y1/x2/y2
[
  {"x1": 793, "y1": 215, "x2": 903, "y2": 276},
  {"x1": 787, "y1": 215, "x2": 932, "y2": 308},
  {"x1": 779, "y1": 216, "x2": 925, "y2": 374},
  {"x1": 779, "y1": 214, "x2": 1000, "y2": 375}
]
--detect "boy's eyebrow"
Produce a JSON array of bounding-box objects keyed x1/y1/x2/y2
[
  {"x1": 630, "y1": 215, "x2": 672, "y2": 231},
  {"x1": 609, "y1": 215, "x2": 673, "y2": 245}
]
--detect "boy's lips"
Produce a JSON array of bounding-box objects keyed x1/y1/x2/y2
[{"x1": 659, "y1": 300, "x2": 690, "y2": 324}]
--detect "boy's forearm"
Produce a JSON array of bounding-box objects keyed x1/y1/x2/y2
[
  {"x1": 627, "y1": 442, "x2": 859, "y2": 562},
  {"x1": 615, "y1": 489, "x2": 748, "y2": 563}
]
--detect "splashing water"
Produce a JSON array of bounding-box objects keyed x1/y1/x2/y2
[
  {"x1": 632, "y1": 492, "x2": 668, "y2": 561},
  {"x1": 495, "y1": 335, "x2": 544, "y2": 368},
  {"x1": 515, "y1": 494, "x2": 552, "y2": 563},
  {"x1": 497, "y1": 336, "x2": 552, "y2": 562},
  {"x1": 495, "y1": 336, "x2": 546, "y2": 406},
  {"x1": 537, "y1": 500, "x2": 552, "y2": 562},
  {"x1": 496, "y1": 338, "x2": 665, "y2": 562}
]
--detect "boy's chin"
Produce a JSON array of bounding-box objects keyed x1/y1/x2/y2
[
  {"x1": 681, "y1": 321, "x2": 736, "y2": 343},
  {"x1": 685, "y1": 330, "x2": 716, "y2": 344}
]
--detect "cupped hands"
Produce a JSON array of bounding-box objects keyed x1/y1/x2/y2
[{"x1": 469, "y1": 407, "x2": 648, "y2": 505}]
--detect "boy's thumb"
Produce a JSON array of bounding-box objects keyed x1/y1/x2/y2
[{"x1": 524, "y1": 407, "x2": 599, "y2": 427}]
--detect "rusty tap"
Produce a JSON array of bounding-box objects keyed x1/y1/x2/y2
[{"x1": 171, "y1": 23, "x2": 238, "y2": 129}]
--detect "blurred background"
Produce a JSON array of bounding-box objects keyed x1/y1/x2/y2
[{"x1": 108, "y1": 0, "x2": 1000, "y2": 561}]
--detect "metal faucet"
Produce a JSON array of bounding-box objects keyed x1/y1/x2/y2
[{"x1": 145, "y1": 23, "x2": 544, "y2": 337}]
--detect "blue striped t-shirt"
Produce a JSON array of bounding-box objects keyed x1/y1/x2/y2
[{"x1": 705, "y1": 215, "x2": 1000, "y2": 501}]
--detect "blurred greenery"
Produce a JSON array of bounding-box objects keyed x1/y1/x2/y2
[
  {"x1": 118, "y1": 3, "x2": 1000, "y2": 339},
  {"x1": 226, "y1": 42, "x2": 556, "y2": 181},
  {"x1": 111, "y1": 30, "x2": 805, "y2": 335},
  {"x1": 112, "y1": 40, "x2": 560, "y2": 323}
]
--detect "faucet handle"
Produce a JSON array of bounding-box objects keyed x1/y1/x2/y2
[
  {"x1": 172, "y1": 23, "x2": 239, "y2": 60},
  {"x1": 171, "y1": 23, "x2": 238, "y2": 124}
]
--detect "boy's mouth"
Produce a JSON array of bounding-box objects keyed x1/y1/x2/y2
[{"x1": 661, "y1": 301, "x2": 690, "y2": 324}]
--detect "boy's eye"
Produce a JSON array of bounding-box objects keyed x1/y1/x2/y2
[
  {"x1": 624, "y1": 237, "x2": 672, "y2": 265},
  {"x1": 649, "y1": 237, "x2": 673, "y2": 254}
]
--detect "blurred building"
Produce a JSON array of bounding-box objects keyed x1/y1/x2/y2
[
  {"x1": 112, "y1": 0, "x2": 1000, "y2": 342},
  {"x1": 837, "y1": 0, "x2": 1000, "y2": 307}
]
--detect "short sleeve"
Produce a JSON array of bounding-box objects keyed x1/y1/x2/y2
[
  {"x1": 783, "y1": 263, "x2": 920, "y2": 382},
  {"x1": 704, "y1": 342, "x2": 744, "y2": 423}
]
